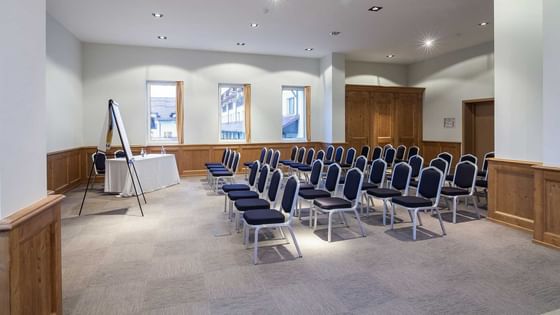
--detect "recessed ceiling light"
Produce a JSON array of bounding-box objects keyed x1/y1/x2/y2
[
  {"x1": 386, "y1": 54, "x2": 395, "y2": 58},
  {"x1": 304, "y1": 48, "x2": 314, "y2": 51},
  {"x1": 423, "y1": 39, "x2": 434, "y2": 47},
  {"x1": 157, "y1": 35, "x2": 167, "y2": 40},
  {"x1": 152, "y1": 13, "x2": 164, "y2": 18},
  {"x1": 237, "y1": 42, "x2": 246, "y2": 46},
  {"x1": 368, "y1": 6, "x2": 383, "y2": 12},
  {"x1": 478, "y1": 21, "x2": 490, "y2": 26},
  {"x1": 250, "y1": 23, "x2": 259, "y2": 28},
  {"x1": 330, "y1": 31, "x2": 341, "y2": 36}
]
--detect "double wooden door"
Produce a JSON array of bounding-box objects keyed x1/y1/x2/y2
[{"x1": 346, "y1": 85, "x2": 424, "y2": 150}]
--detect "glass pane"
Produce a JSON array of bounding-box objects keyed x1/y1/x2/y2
[
  {"x1": 282, "y1": 87, "x2": 305, "y2": 140},
  {"x1": 219, "y1": 85, "x2": 245, "y2": 140},
  {"x1": 149, "y1": 83, "x2": 177, "y2": 142}
]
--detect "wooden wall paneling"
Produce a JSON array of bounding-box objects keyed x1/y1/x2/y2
[
  {"x1": 0, "y1": 195, "x2": 64, "y2": 315},
  {"x1": 421, "y1": 141, "x2": 461, "y2": 167},
  {"x1": 533, "y1": 165, "x2": 560, "y2": 249},
  {"x1": 395, "y1": 92, "x2": 422, "y2": 147},
  {"x1": 488, "y1": 158, "x2": 539, "y2": 232},
  {"x1": 371, "y1": 91, "x2": 395, "y2": 147},
  {"x1": 345, "y1": 90, "x2": 370, "y2": 150}
]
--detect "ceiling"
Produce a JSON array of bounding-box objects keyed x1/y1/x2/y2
[{"x1": 46, "y1": 0, "x2": 494, "y2": 64}]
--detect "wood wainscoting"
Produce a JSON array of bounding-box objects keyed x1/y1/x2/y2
[
  {"x1": 487, "y1": 158, "x2": 541, "y2": 232},
  {"x1": 47, "y1": 148, "x2": 85, "y2": 194},
  {"x1": 533, "y1": 165, "x2": 560, "y2": 249},
  {"x1": 0, "y1": 195, "x2": 64, "y2": 315},
  {"x1": 421, "y1": 141, "x2": 462, "y2": 168}
]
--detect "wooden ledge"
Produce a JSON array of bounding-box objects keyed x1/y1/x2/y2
[
  {"x1": 532, "y1": 164, "x2": 560, "y2": 172},
  {"x1": 488, "y1": 158, "x2": 542, "y2": 167},
  {"x1": 0, "y1": 194, "x2": 64, "y2": 231}
]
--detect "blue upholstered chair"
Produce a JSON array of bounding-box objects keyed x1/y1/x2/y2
[
  {"x1": 361, "y1": 158, "x2": 387, "y2": 216},
  {"x1": 298, "y1": 163, "x2": 341, "y2": 225},
  {"x1": 441, "y1": 161, "x2": 479, "y2": 223},
  {"x1": 221, "y1": 160, "x2": 260, "y2": 213},
  {"x1": 279, "y1": 146, "x2": 298, "y2": 166}
]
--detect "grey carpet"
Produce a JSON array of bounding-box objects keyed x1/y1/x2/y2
[{"x1": 60, "y1": 177, "x2": 560, "y2": 315}]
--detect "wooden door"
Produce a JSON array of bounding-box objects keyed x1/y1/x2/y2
[
  {"x1": 345, "y1": 91, "x2": 370, "y2": 149},
  {"x1": 395, "y1": 93, "x2": 421, "y2": 147},
  {"x1": 463, "y1": 99, "x2": 494, "y2": 166},
  {"x1": 371, "y1": 92, "x2": 395, "y2": 147}
]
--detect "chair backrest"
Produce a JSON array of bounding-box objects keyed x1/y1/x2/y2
[
  {"x1": 360, "y1": 145, "x2": 370, "y2": 160},
  {"x1": 114, "y1": 150, "x2": 126, "y2": 158},
  {"x1": 289, "y1": 146, "x2": 298, "y2": 161},
  {"x1": 304, "y1": 148, "x2": 315, "y2": 165},
  {"x1": 429, "y1": 158, "x2": 449, "y2": 180},
  {"x1": 231, "y1": 152, "x2": 241, "y2": 173},
  {"x1": 354, "y1": 156, "x2": 367, "y2": 172},
  {"x1": 257, "y1": 165, "x2": 269, "y2": 194},
  {"x1": 325, "y1": 145, "x2": 335, "y2": 161},
  {"x1": 222, "y1": 148, "x2": 229, "y2": 163},
  {"x1": 344, "y1": 147, "x2": 357, "y2": 165},
  {"x1": 384, "y1": 147, "x2": 396, "y2": 166},
  {"x1": 282, "y1": 176, "x2": 300, "y2": 219},
  {"x1": 223, "y1": 149, "x2": 231, "y2": 166},
  {"x1": 267, "y1": 169, "x2": 284, "y2": 203},
  {"x1": 265, "y1": 148, "x2": 274, "y2": 164},
  {"x1": 309, "y1": 160, "x2": 323, "y2": 187},
  {"x1": 258, "y1": 147, "x2": 267, "y2": 163},
  {"x1": 343, "y1": 168, "x2": 364, "y2": 202},
  {"x1": 369, "y1": 159, "x2": 387, "y2": 187},
  {"x1": 270, "y1": 150, "x2": 281, "y2": 170},
  {"x1": 453, "y1": 161, "x2": 477, "y2": 191},
  {"x1": 395, "y1": 145, "x2": 406, "y2": 160},
  {"x1": 296, "y1": 147, "x2": 306, "y2": 163},
  {"x1": 325, "y1": 163, "x2": 342, "y2": 192},
  {"x1": 248, "y1": 160, "x2": 260, "y2": 187},
  {"x1": 417, "y1": 167, "x2": 444, "y2": 204},
  {"x1": 407, "y1": 146, "x2": 420, "y2": 160},
  {"x1": 371, "y1": 146, "x2": 382, "y2": 160},
  {"x1": 390, "y1": 162, "x2": 412, "y2": 192},
  {"x1": 92, "y1": 152, "x2": 106, "y2": 173},
  {"x1": 382, "y1": 144, "x2": 393, "y2": 158},
  {"x1": 334, "y1": 146, "x2": 344, "y2": 163},
  {"x1": 226, "y1": 150, "x2": 235, "y2": 169},
  {"x1": 437, "y1": 152, "x2": 453, "y2": 174},
  {"x1": 409, "y1": 155, "x2": 424, "y2": 179},
  {"x1": 459, "y1": 154, "x2": 478, "y2": 166},
  {"x1": 315, "y1": 150, "x2": 325, "y2": 162},
  {"x1": 481, "y1": 152, "x2": 495, "y2": 172}
]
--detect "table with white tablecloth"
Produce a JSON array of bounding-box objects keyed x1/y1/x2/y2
[{"x1": 104, "y1": 154, "x2": 180, "y2": 197}]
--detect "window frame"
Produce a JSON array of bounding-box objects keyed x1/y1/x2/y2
[
  {"x1": 218, "y1": 83, "x2": 251, "y2": 143},
  {"x1": 146, "y1": 80, "x2": 184, "y2": 145},
  {"x1": 281, "y1": 85, "x2": 311, "y2": 142}
]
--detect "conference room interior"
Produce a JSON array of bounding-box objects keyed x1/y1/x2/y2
[{"x1": 2, "y1": 0, "x2": 560, "y2": 314}]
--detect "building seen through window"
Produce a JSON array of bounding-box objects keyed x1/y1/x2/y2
[{"x1": 219, "y1": 84, "x2": 245, "y2": 140}]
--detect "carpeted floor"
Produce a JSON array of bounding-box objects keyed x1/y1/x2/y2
[{"x1": 60, "y1": 176, "x2": 560, "y2": 315}]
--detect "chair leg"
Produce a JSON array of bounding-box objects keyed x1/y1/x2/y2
[
  {"x1": 412, "y1": 209, "x2": 417, "y2": 241},
  {"x1": 278, "y1": 225, "x2": 286, "y2": 240},
  {"x1": 308, "y1": 203, "x2": 314, "y2": 228},
  {"x1": 243, "y1": 223, "x2": 250, "y2": 247},
  {"x1": 340, "y1": 212, "x2": 349, "y2": 227},
  {"x1": 382, "y1": 199, "x2": 388, "y2": 226},
  {"x1": 253, "y1": 227, "x2": 260, "y2": 265},
  {"x1": 328, "y1": 211, "x2": 334, "y2": 242},
  {"x1": 473, "y1": 195, "x2": 480, "y2": 219},
  {"x1": 435, "y1": 207, "x2": 447, "y2": 235},
  {"x1": 353, "y1": 209, "x2": 366, "y2": 237},
  {"x1": 224, "y1": 196, "x2": 227, "y2": 213},
  {"x1": 452, "y1": 197, "x2": 457, "y2": 224},
  {"x1": 287, "y1": 226, "x2": 302, "y2": 258},
  {"x1": 390, "y1": 202, "x2": 396, "y2": 230},
  {"x1": 417, "y1": 211, "x2": 423, "y2": 226},
  {"x1": 313, "y1": 207, "x2": 318, "y2": 230}
]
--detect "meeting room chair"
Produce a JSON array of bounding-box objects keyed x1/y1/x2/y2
[
  {"x1": 205, "y1": 148, "x2": 229, "y2": 168},
  {"x1": 294, "y1": 148, "x2": 315, "y2": 179},
  {"x1": 382, "y1": 144, "x2": 393, "y2": 158},
  {"x1": 283, "y1": 147, "x2": 306, "y2": 171},
  {"x1": 279, "y1": 146, "x2": 298, "y2": 166},
  {"x1": 475, "y1": 166, "x2": 490, "y2": 206},
  {"x1": 394, "y1": 145, "x2": 407, "y2": 163},
  {"x1": 384, "y1": 146, "x2": 397, "y2": 169},
  {"x1": 311, "y1": 168, "x2": 366, "y2": 242},
  {"x1": 441, "y1": 161, "x2": 479, "y2": 224},
  {"x1": 221, "y1": 160, "x2": 260, "y2": 213},
  {"x1": 114, "y1": 150, "x2": 126, "y2": 158},
  {"x1": 324, "y1": 146, "x2": 344, "y2": 166},
  {"x1": 340, "y1": 155, "x2": 367, "y2": 185},
  {"x1": 209, "y1": 152, "x2": 240, "y2": 192},
  {"x1": 361, "y1": 159, "x2": 387, "y2": 216},
  {"x1": 206, "y1": 149, "x2": 235, "y2": 184},
  {"x1": 315, "y1": 149, "x2": 325, "y2": 162},
  {"x1": 446, "y1": 154, "x2": 478, "y2": 183},
  {"x1": 299, "y1": 160, "x2": 323, "y2": 191},
  {"x1": 340, "y1": 147, "x2": 357, "y2": 169},
  {"x1": 368, "y1": 146, "x2": 383, "y2": 165},
  {"x1": 366, "y1": 162, "x2": 412, "y2": 225},
  {"x1": 90, "y1": 152, "x2": 106, "y2": 189},
  {"x1": 298, "y1": 163, "x2": 341, "y2": 225},
  {"x1": 437, "y1": 152, "x2": 453, "y2": 179},
  {"x1": 390, "y1": 167, "x2": 446, "y2": 241},
  {"x1": 360, "y1": 145, "x2": 371, "y2": 160},
  {"x1": 234, "y1": 169, "x2": 283, "y2": 231},
  {"x1": 407, "y1": 155, "x2": 424, "y2": 189},
  {"x1": 227, "y1": 164, "x2": 269, "y2": 222},
  {"x1": 270, "y1": 150, "x2": 281, "y2": 170},
  {"x1": 324, "y1": 145, "x2": 335, "y2": 162},
  {"x1": 242, "y1": 175, "x2": 302, "y2": 264},
  {"x1": 478, "y1": 152, "x2": 495, "y2": 177},
  {"x1": 264, "y1": 148, "x2": 274, "y2": 165},
  {"x1": 244, "y1": 147, "x2": 266, "y2": 168},
  {"x1": 407, "y1": 146, "x2": 420, "y2": 161}
]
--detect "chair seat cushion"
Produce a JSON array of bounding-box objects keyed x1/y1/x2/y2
[
  {"x1": 243, "y1": 162, "x2": 255, "y2": 167},
  {"x1": 313, "y1": 197, "x2": 352, "y2": 210},
  {"x1": 441, "y1": 187, "x2": 469, "y2": 196},
  {"x1": 205, "y1": 162, "x2": 223, "y2": 167},
  {"x1": 361, "y1": 182, "x2": 378, "y2": 190},
  {"x1": 235, "y1": 199, "x2": 271, "y2": 211},
  {"x1": 228, "y1": 190, "x2": 259, "y2": 200},
  {"x1": 340, "y1": 163, "x2": 352, "y2": 168},
  {"x1": 208, "y1": 166, "x2": 227, "y2": 171},
  {"x1": 243, "y1": 209, "x2": 285, "y2": 225},
  {"x1": 366, "y1": 188, "x2": 402, "y2": 198},
  {"x1": 409, "y1": 180, "x2": 419, "y2": 188},
  {"x1": 323, "y1": 160, "x2": 335, "y2": 165},
  {"x1": 298, "y1": 189, "x2": 331, "y2": 199},
  {"x1": 299, "y1": 183, "x2": 315, "y2": 190},
  {"x1": 297, "y1": 165, "x2": 312, "y2": 172},
  {"x1": 279, "y1": 160, "x2": 293, "y2": 165},
  {"x1": 222, "y1": 184, "x2": 250, "y2": 193},
  {"x1": 391, "y1": 196, "x2": 433, "y2": 208},
  {"x1": 476, "y1": 180, "x2": 488, "y2": 188},
  {"x1": 445, "y1": 174, "x2": 454, "y2": 181},
  {"x1": 211, "y1": 171, "x2": 233, "y2": 177},
  {"x1": 290, "y1": 163, "x2": 306, "y2": 169}
]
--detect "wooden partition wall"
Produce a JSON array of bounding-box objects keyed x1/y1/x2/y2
[{"x1": 345, "y1": 85, "x2": 424, "y2": 150}]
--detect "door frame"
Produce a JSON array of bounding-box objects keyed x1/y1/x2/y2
[{"x1": 462, "y1": 97, "x2": 494, "y2": 155}]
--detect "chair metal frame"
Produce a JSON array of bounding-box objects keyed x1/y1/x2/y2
[{"x1": 441, "y1": 161, "x2": 479, "y2": 224}]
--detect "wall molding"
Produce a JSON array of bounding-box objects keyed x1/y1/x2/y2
[{"x1": 533, "y1": 165, "x2": 560, "y2": 249}]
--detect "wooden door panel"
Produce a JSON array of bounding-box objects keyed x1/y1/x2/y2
[
  {"x1": 346, "y1": 91, "x2": 370, "y2": 149},
  {"x1": 474, "y1": 101, "x2": 494, "y2": 160},
  {"x1": 372, "y1": 92, "x2": 395, "y2": 146}
]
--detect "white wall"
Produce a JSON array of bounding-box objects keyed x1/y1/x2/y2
[
  {"x1": 82, "y1": 43, "x2": 324, "y2": 145},
  {"x1": 346, "y1": 61, "x2": 408, "y2": 86},
  {"x1": 47, "y1": 14, "x2": 83, "y2": 152},
  {"x1": 320, "y1": 53, "x2": 346, "y2": 143},
  {"x1": 542, "y1": 0, "x2": 560, "y2": 166},
  {"x1": 494, "y1": 0, "x2": 543, "y2": 161},
  {"x1": 0, "y1": 0, "x2": 46, "y2": 218},
  {"x1": 408, "y1": 42, "x2": 494, "y2": 142}
]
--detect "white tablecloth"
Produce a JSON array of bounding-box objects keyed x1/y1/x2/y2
[{"x1": 105, "y1": 154, "x2": 180, "y2": 197}]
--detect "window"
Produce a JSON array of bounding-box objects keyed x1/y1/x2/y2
[
  {"x1": 219, "y1": 84, "x2": 251, "y2": 141},
  {"x1": 282, "y1": 86, "x2": 310, "y2": 141},
  {"x1": 147, "y1": 81, "x2": 184, "y2": 143}
]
